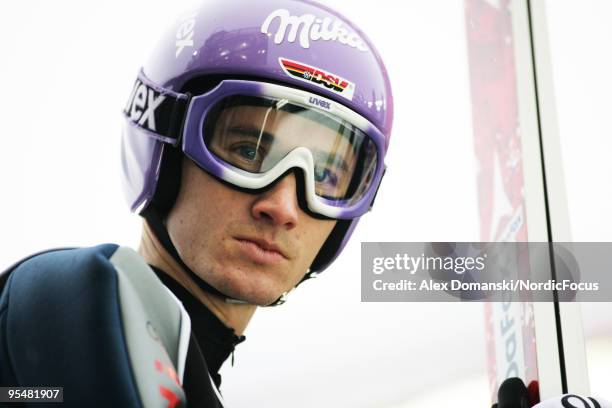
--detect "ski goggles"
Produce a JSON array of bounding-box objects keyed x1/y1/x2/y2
[{"x1": 123, "y1": 72, "x2": 386, "y2": 219}]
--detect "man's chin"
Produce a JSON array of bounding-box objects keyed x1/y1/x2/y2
[
  {"x1": 223, "y1": 284, "x2": 286, "y2": 306},
  {"x1": 209, "y1": 271, "x2": 286, "y2": 306}
]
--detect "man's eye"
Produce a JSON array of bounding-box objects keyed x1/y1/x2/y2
[
  {"x1": 314, "y1": 166, "x2": 339, "y2": 187},
  {"x1": 232, "y1": 144, "x2": 261, "y2": 162}
]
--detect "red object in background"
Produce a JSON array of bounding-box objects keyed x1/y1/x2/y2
[
  {"x1": 465, "y1": 0, "x2": 539, "y2": 404},
  {"x1": 528, "y1": 380, "x2": 541, "y2": 405}
]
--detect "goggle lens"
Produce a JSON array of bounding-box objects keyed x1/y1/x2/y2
[{"x1": 204, "y1": 95, "x2": 378, "y2": 205}]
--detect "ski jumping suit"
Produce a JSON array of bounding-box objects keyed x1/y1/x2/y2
[{"x1": 0, "y1": 244, "x2": 244, "y2": 407}]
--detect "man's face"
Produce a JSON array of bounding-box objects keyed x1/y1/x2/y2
[{"x1": 166, "y1": 105, "x2": 341, "y2": 305}]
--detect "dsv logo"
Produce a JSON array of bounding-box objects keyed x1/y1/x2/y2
[
  {"x1": 279, "y1": 58, "x2": 355, "y2": 100},
  {"x1": 124, "y1": 80, "x2": 166, "y2": 132},
  {"x1": 261, "y1": 8, "x2": 368, "y2": 52}
]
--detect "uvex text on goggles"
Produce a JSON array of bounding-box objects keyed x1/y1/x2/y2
[{"x1": 123, "y1": 73, "x2": 386, "y2": 220}]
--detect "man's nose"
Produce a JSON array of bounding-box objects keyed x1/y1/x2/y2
[{"x1": 251, "y1": 172, "x2": 299, "y2": 230}]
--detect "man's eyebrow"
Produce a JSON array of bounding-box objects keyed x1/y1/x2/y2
[
  {"x1": 314, "y1": 150, "x2": 350, "y2": 172},
  {"x1": 227, "y1": 126, "x2": 275, "y2": 144}
]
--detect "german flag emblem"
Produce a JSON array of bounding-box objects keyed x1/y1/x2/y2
[{"x1": 279, "y1": 58, "x2": 355, "y2": 100}]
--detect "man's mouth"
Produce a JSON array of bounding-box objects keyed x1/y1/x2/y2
[{"x1": 234, "y1": 236, "x2": 288, "y2": 264}]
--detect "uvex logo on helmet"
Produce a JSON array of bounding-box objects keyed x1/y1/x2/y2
[
  {"x1": 261, "y1": 8, "x2": 368, "y2": 52},
  {"x1": 175, "y1": 11, "x2": 197, "y2": 58},
  {"x1": 308, "y1": 96, "x2": 331, "y2": 110},
  {"x1": 280, "y1": 58, "x2": 356, "y2": 100},
  {"x1": 124, "y1": 79, "x2": 166, "y2": 132}
]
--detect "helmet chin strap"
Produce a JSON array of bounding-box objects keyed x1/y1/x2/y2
[{"x1": 144, "y1": 207, "x2": 293, "y2": 307}]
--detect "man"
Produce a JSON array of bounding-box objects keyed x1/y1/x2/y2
[
  {"x1": 0, "y1": 0, "x2": 392, "y2": 406},
  {"x1": 3, "y1": 1, "x2": 604, "y2": 406}
]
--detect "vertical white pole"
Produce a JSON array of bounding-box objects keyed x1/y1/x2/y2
[{"x1": 527, "y1": 0, "x2": 590, "y2": 396}]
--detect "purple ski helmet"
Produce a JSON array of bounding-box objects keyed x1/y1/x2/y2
[{"x1": 121, "y1": 0, "x2": 393, "y2": 280}]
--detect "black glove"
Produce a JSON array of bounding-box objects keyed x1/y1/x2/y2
[{"x1": 491, "y1": 377, "x2": 531, "y2": 408}]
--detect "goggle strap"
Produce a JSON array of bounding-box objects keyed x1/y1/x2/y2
[
  {"x1": 123, "y1": 72, "x2": 190, "y2": 146},
  {"x1": 368, "y1": 166, "x2": 386, "y2": 210}
]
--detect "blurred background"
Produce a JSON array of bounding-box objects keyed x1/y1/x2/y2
[{"x1": 0, "y1": 0, "x2": 610, "y2": 406}]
